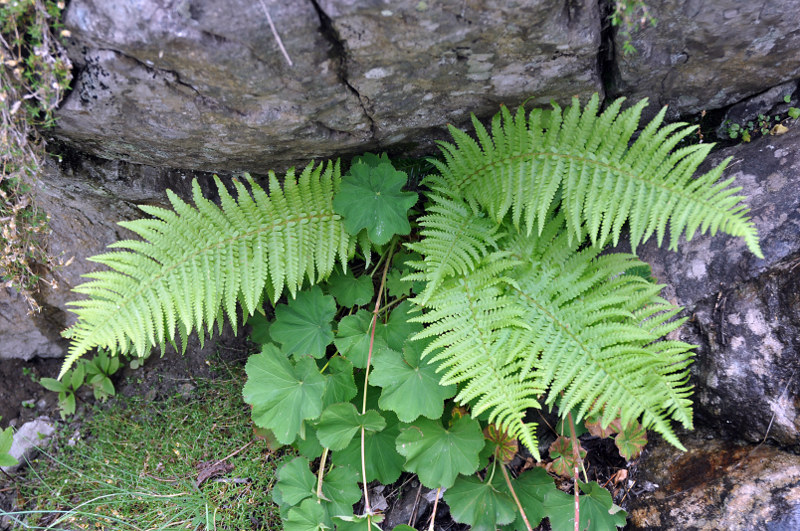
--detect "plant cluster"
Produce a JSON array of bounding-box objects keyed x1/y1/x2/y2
[
  {"x1": 38, "y1": 350, "x2": 120, "y2": 419},
  {"x1": 58, "y1": 94, "x2": 760, "y2": 529},
  {"x1": 611, "y1": 0, "x2": 656, "y2": 55},
  {"x1": 723, "y1": 94, "x2": 800, "y2": 142},
  {"x1": 0, "y1": 0, "x2": 71, "y2": 310}
]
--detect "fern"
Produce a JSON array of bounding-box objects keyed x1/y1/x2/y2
[
  {"x1": 60, "y1": 162, "x2": 354, "y2": 377},
  {"x1": 432, "y1": 94, "x2": 763, "y2": 257}
]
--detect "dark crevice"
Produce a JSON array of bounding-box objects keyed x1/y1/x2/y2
[
  {"x1": 597, "y1": 0, "x2": 620, "y2": 103},
  {"x1": 307, "y1": 0, "x2": 377, "y2": 140}
]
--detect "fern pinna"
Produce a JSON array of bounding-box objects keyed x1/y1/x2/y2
[{"x1": 60, "y1": 162, "x2": 354, "y2": 377}]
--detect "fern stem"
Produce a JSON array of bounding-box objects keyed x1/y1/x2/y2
[
  {"x1": 316, "y1": 447, "x2": 329, "y2": 499},
  {"x1": 501, "y1": 463, "x2": 533, "y2": 531}
]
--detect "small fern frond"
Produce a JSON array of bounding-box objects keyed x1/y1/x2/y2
[
  {"x1": 410, "y1": 258, "x2": 545, "y2": 456},
  {"x1": 503, "y1": 222, "x2": 695, "y2": 446},
  {"x1": 404, "y1": 180, "x2": 505, "y2": 303},
  {"x1": 60, "y1": 162, "x2": 354, "y2": 377},
  {"x1": 431, "y1": 93, "x2": 763, "y2": 258}
]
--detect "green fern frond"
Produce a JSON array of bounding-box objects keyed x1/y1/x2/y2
[
  {"x1": 431, "y1": 93, "x2": 763, "y2": 258},
  {"x1": 60, "y1": 162, "x2": 354, "y2": 378},
  {"x1": 502, "y1": 220, "x2": 694, "y2": 447},
  {"x1": 411, "y1": 257, "x2": 545, "y2": 456},
  {"x1": 404, "y1": 180, "x2": 505, "y2": 303}
]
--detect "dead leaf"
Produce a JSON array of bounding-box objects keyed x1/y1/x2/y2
[
  {"x1": 770, "y1": 124, "x2": 789, "y2": 135},
  {"x1": 195, "y1": 460, "x2": 234, "y2": 487}
]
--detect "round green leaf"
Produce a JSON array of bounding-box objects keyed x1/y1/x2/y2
[
  {"x1": 395, "y1": 416, "x2": 484, "y2": 489},
  {"x1": 322, "y1": 356, "x2": 358, "y2": 409},
  {"x1": 0, "y1": 427, "x2": 18, "y2": 468},
  {"x1": 243, "y1": 345, "x2": 326, "y2": 444},
  {"x1": 371, "y1": 341, "x2": 456, "y2": 422},
  {"x1": 332, "y1": 410, "x2": 404, "y2": 485},
  {"x1": 577, "y1": 481, "x2": 627, "y2": 530},
  {"x1": 325, "y1": 269, "x2": 374, "y2": 308},
  {"x1": 246, "y1": 312, "x2": 272, "y2": 344},
  {"x1": 316, "y1": 403, "x2": 386, "y2": 451},
  {"x1": 270, "y1": 286, "x2": 336, "y2": 359},
  {"x1": 275, "y1": 456, "x2": 316, "y2": 507},
  {"x1": 502, "y1": 468, "x2": 556, "y2": 530},
  {"x1": 444, "y1": 474, "x2": 517, "y2": 530},
  {"x1": 284, "y1": 498, "x2": 332, "y2": 531},
  {"x1": 333, "y1": 162, "x2": 418, "y2": 245},
  {"x1": 334, "y1": 310, "x2": 388, "y2": 369},
  {"x1": 321, "y1": 465, "x2": 362, "y2": 518}
]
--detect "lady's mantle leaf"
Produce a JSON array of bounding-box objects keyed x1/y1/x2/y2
[
  {"x1": 321, "y1": 465, "x2": 362, "y2": 518},
  {"x1": 444, "y1": 474, "x2": 517, "y2": 530},
  {"x1": 548, "y1": 435, "x2": 587, "y2": 477},
  {"x1": 246, "y1": 312, "x2": 272, "y2": 344},
  {"x1": 615, "y1": 420, "x2": 647, "y2": 460},
  {"x1": 375, "y1": 300, "x2": 423, "y2": 350},
  {"x1": 275, "y1": 456, "x2": 316, "y2": 507},
  {"x1": 325, "y1": 269, "x2": 374, "y2": 308},
  {"x1": 284, "y1": 498, "x2": 332, "y2": 531},
  {"x1": 316, "y1": 402, "x2": 386, "y2": 451},
  {"x1": 332, "y1": 410, "x2": 405, "y2": 484},
  {"x1": 333, "y1": 162, "x2": 418, "y2": 245},
  {"x1": 501, "y1": 468, "x2": 556, "y2": 530},
  {"x1": 243, "y1": 345, "x2": 325, "y2": 444},
  {"x1": 334, "y1": 310, "x2": 388, "y2": 369},
  {"x1": 370, "y1": 340, "x2": 456, "y2": 422},
  {"x1": 395, "y1": 416, "x2": 484, "y2": 489},
  {"x1": 577, "y1": 481, "x2": 627, "y2": 530},
  {"x1": 322, "y1": 356, "x2": 358, "y2": 409},
  {"x1": 270, "y1": 286, "x2": 336, "y2": 359}
]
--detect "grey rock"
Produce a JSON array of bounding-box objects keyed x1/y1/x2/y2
[
  {"x1": 715, "y1": 80, "x2": 799, "y2": 140},
  {"x1": 613, "y1": 0, "x2": 800, "y2": 120},
  {"x1": 630, "y1": 128, "x2": 800, "y2": 448},
  {"x1": 628, "y1": 431, "x2": 800, "y2": 530},
  {"x1": 1, "y1": 417, "x2": 55, "y2": 474},
  {"x1": 53, "y1": 0, "x2": 602, "y2": 172}
]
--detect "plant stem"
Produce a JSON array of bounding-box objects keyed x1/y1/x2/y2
[
  {"x1": 501, "y1": 463, "x2": 533, "y2": 531},
  {"x1": 316, "y1": 447, "x2": 329, "y2": 499},
  {"x1": 428, "y1": 487, "x2": 442, "y2": 531},
  {"x1": 567, "y1": 412, "x2": 581, "y2": 531},
  {"x1": 359, "y1": 240, "x2": 396, "y2": 515}
]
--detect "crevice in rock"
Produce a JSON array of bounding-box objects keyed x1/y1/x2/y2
[
  {"x1": 307, "y1": 0, "x2": 377, "y2": 140},
  {"x1": 597, "y1": 0, "x2": 621, "y2": 102}
]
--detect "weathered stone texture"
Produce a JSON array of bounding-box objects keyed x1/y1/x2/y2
[
  {"x1": 53, "y1": 0, "x2": 602, "y2": 172},
  {"x1": 612, "y1": 0, "x2": 800, "y2": 120}
]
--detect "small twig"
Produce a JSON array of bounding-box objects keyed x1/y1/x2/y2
[
  {"x1": 567, "y1": 412, "x2": 582, "y2": 531},
  {"x1": 257, "y1": 0, "x2": 293, "y2": 67},
  {"x1": 407, "y1": 481, "x2": 424, "y2": 527}
]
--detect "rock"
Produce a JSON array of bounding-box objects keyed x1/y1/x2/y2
[
  {"x1": 53, "y1": 0, "x2": 602, "y2": 172},
  {"x1": 1, "y1": 417, "x2": 55, "y2": 474},
  {"x1": 630, "y1": 127, "x2": 800, "y2": 447},
  {"x1": 715, "y1": 80, "x2": 799, "y2": 141},
  {"x1": 612, "y1": 0, "x2": 800, "y2": 120},
  {"x1": 628, "y1": 431, "x2": 800, "y2": 530}
]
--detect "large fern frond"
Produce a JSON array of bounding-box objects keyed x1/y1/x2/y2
[
  {"x1": 410, "y1": 257, "x2": 545, "y2": 455},
  {"x1": 430, "y1": 94, "x2": 763, "y2": 257},
  {"x1": 503, "y1": 219, "x2": 694, "y2": 448},
  {"x1": 60, "y1": 162, "x2": 354, "y2": 377}
]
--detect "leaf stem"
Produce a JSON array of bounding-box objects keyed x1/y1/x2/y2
[
  {"x1": 567, "y1": 412, "x2": 582, "y2": 531},
  {"x1": 428, "y1": 487, "x2": 442, "y2": 531},
  {"x1": 360, "y1": 240, "x2": 396, "y2": 515},
  {"x1": 316, "y1": 447, "x2": 329, "y2": 499},
  {"x1": 501, "y1": 463, "x2": 533, "y2": 531}
]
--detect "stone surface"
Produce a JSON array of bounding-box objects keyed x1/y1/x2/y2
[
  {"x1": 0, "y1": 153, "x2": 226, "y2": 361},
  {"x1": 628, "y1": 431, "x2": 800, "y2": 530},
  {"x1": 1, "y1": 417, "x2": 55, "y2": 474},
  {"x1": 631, "y1": 127, "x2": 800, "y2": 448},
  {"x1": 53, "y1": 0, "x2": 602, "y2": 172},
  {"x1": 612, "y1": 0, "x2": 800, "y2": 120}
]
